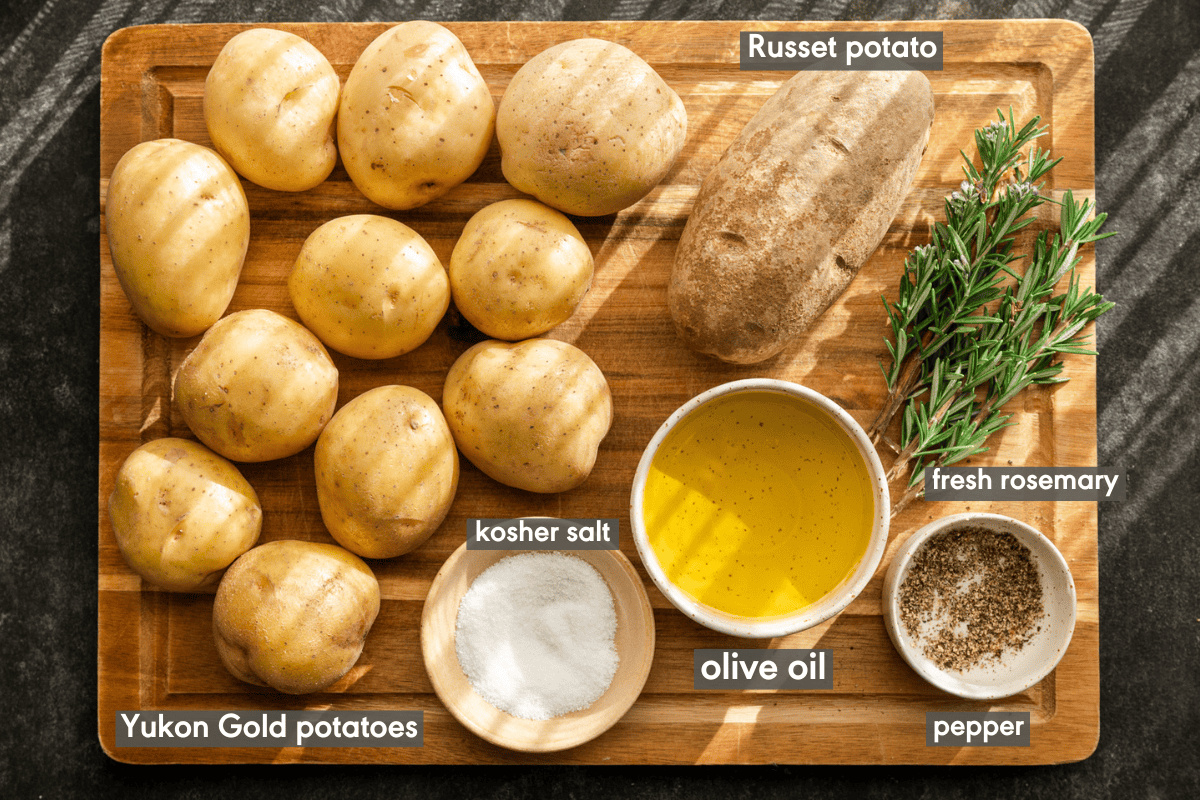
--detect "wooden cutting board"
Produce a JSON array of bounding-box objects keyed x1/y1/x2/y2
[{"x1": 98, "y1": 20, "x2": 1099, "y2": 765}]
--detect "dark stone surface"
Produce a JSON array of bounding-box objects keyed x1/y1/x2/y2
[{"x1": 0, "y1": 0, "x2": 1196, "y2": 796}]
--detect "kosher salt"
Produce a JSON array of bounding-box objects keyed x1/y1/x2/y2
[{"x1": 454, "y1": 552, "x2": 619, "y2": 720}]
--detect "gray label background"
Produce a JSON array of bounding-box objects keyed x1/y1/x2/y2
[
  {"x1": 115, "y1": 710, "x2": 423, "y2": 748},
  {"x1": 924, "y1": 466, "x2": 1126, "y2": 501},
  {"x1": 926, "y1": 712, "x2": 1031, "y2": 747},
  {"x1": 467, "y1": 518, "x2": 620, "y2": 550},
  {"x1": 740, "y1": 31, "x2": 943, "y2": 71},
  {"x1": 694, "y1": 649, "x2": 833, "y2": 690}
]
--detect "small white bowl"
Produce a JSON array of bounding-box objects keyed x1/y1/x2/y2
[
  {"x1": 630, "y1": 378, "x2": 890, "y2": 639},
  {"x1": 882, "y1": 512, "x2": 1077, "y2": 700}
]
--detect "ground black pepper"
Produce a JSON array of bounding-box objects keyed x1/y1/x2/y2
[{"x1": 898, "y1": 527, "x2": 1045, "y2": 672}]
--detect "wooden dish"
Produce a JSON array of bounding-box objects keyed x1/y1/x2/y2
[{"x1": 420, "y1": 545, "x2": 656, "y2": 752}]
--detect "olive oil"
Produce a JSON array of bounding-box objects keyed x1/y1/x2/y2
[{"x1": 643, "y1": 391, "x2": 874, "y2": 618}]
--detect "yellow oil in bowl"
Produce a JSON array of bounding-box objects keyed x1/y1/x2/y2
[{"x1": 642, "y1": 390, "x2": 874, "y2": 619}]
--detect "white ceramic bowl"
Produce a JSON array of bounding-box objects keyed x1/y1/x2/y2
[
  {"x1": 630, "y1": 379, "x2": 890, "y2": 638},
  {"x1": 882, "y1": 512, "x2": 1077, "y2": 700}
]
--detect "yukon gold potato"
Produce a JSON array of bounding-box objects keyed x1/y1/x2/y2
[
  {"x1": 204, "y1": 28, "x2": 340, "y2": 192},
  {"x1": 450, "y1": 199, "x2": 593, "y2": 340},
  {"x1": 442, "y1": 338, "x2": 612, "y2": 493},
  {"x1": 669, "y1": 71, "x2": 935, "y2": 364},
  {"x1": 496, "y1": 38, "x2": 687, "y2": 216},
  {"x1": 108, "y1": 438, "x2": 261, "y2": 591},
  {"x1": 289, "y1": 215, "x2": 450, "y2": 359},
  {"x1": 338, "y1": 21, "x2": 494, "y2": 210},
  {"x1": 105, "y1": 139, "x2": 249, "y2": 337},
  {"x1": 315, "y1": 385, "x2": 459, "y2": 559},
  {"x1": 174, "y1": 309, "x2": 339, "y2": 462},
  {"x1": 213, "y1": 540, "x2": 380, "y2": 694}
]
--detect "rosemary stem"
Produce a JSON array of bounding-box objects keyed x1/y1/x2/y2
[
  {"x1": 870, "y1": 352, "x2": 920, "y2": 443},
  {"x1": 885, "y1": 387, "x2": 962, "y2": 482},
  {"x1": 890, "y1": 480, "x2": 926, "y2": 519},
  {"x1": 870, "y1": 330, "x2": 934, "y2": 442}
]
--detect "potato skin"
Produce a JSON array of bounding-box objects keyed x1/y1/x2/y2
[
  {"x1": 108, "y1": 438, "x2": 261, "y2": 591},
  {"x1": 497, "y1": 38, "x2": 687, "y2": 216},
  {"x1": 174, "y1": 309, "x2": 339, "y2": 462},
  {"x1": 338, "y1": 21, "x2": 494, "y2": 210},
  {"x1": 442, "y1": 338, "x2": 612, "y2": 493},
  {"x1": 449, "y1": 199, "x2": 594, "y2": 340},
  {"x1": 289, "y1": 215, "x2": 450, "y2": 359},
  {"x1": 212, "y1": 540, "x2": 380, "y2": 695},
  {"x1": 669, "y1": 71, "x2": 935, "y2": 364},
  {"x1": 315, "y1": 386, "x2": 459, "y2": 559},
  {"x1": 105, "y1": 139, "x2": 249, "y2": 337},
  {"x1": 204, "y1": 28, "x2": 340, "y2": 192}
]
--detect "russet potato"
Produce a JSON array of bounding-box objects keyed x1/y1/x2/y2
[{"x1": 669, "y1": 71, "x2": 935, "y2": 363}]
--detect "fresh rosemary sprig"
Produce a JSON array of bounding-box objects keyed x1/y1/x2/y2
[
  {"x1": 871, "y1": 113, "x2": 1058, "y2": 448},
  {"x1": 875, "y1": 110, "x2": 1115, "y2": 517}
]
